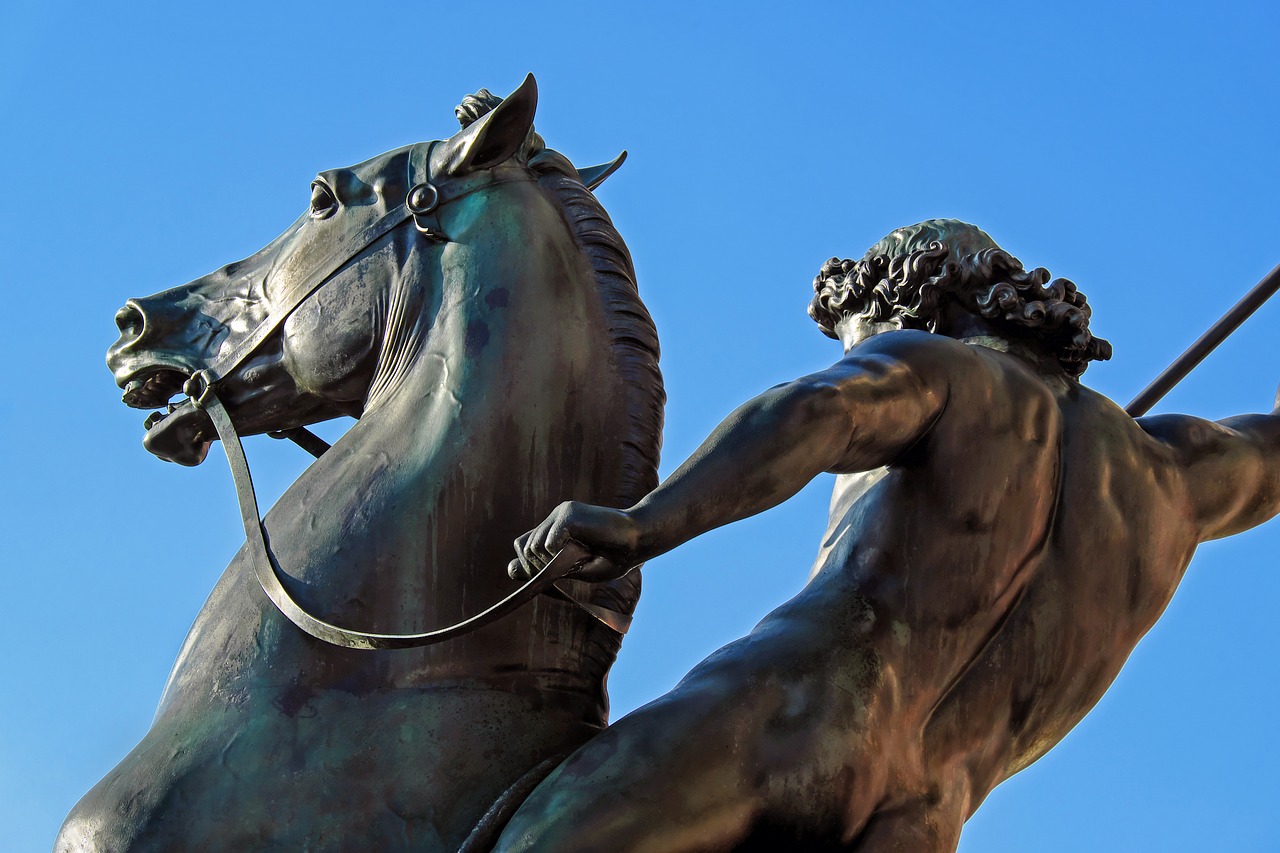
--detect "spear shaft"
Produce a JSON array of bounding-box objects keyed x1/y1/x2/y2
[{"x1": 1125, "y1": 261, "x2": 1280, "y2": 417}]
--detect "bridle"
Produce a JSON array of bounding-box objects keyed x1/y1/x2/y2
[{"x1": 182, "y1": 141, "x2": 630, "y2": 650}]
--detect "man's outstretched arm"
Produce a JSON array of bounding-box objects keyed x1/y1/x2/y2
[
  {"x1": 510, "y1": 337, "x2": 949, "y2": 580},
  {"x1": 1139, "y1": 388, "x2": 1280, "y2": 541}
]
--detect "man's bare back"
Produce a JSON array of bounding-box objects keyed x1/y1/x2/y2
[{"x1": 493, "y1": 221, "x2": 1280, "y2": 852}]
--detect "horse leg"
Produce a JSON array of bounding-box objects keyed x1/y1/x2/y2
[
  {"x1": 491, "y1": 654, "x2": 880, "y2": 852},
  {"x1": 848, "y1": 783, "x2": 969, "y2": 853},
  {"x1": 458, "y1": 754, "x2": 568, "y2": 853},
  {"x1": 490, "y1": 686, "x2": 770, "y2": 853}
]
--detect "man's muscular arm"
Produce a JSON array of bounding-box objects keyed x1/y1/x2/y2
[
  {"x1": 1139, "y1": 389, "x2": 1280, "y2": 541},
  {"x1": 510, "y1": 335, "x2": 949, "y2": 580}
]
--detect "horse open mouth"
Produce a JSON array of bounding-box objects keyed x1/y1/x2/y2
[
  {"x1": 122, "y1": 368, "x2": 186, "y2": 409},
  {"x1": 121, "y1": 367, "x2": 214, "y2": 466}
]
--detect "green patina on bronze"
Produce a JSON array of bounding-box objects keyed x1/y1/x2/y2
[{"x1": 63, "y1": 76, "x2": 663, "y2": 851}]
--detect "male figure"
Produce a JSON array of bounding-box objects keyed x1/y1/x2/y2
[{"x1": 496, "y1": 220, "x2": 1280, "y2": 852}]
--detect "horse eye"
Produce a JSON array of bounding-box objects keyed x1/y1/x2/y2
[{"x1": 309, "y1": 182, "x2": 337, "y2": 219}]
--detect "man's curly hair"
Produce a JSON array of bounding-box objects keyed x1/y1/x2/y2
[{"x1": 809, "y1": 219, "x2": 1112, "y2": 377}]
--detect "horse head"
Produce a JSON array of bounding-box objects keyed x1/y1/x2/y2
[{"x1": 108, "y1": 74, "x2": 569, "y2": 467}]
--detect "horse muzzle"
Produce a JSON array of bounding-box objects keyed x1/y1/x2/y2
[
  {"x1": 108, "y1": 306, "x2": 206, "y2": 464},
  {"x1": 107, "y1": 363, "x2": 211, "y2": 467}
]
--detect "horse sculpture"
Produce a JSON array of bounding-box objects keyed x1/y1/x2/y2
[{"x1": 60, "y1": 75, "x2": 663, "y2": 851}]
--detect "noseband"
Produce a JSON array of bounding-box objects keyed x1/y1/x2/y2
[{"x1": 184, "y1": 142, "x2": 629, "y2": 650}]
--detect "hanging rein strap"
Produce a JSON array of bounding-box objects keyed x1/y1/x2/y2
[
  {"x1": 196, "y1": 387, "x2": 600, "y2": 649},
  {"x1": 184, "y1": 142, "x2": 629, "y2": 649}
]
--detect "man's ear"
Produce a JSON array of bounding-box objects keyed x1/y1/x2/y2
[{"x1": 439, "y1": 73, "x2": 537, "y2": 175}]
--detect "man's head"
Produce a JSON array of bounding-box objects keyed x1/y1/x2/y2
[{"x1": 808, "y1": 219, "x2": 1112, "y2": 377}]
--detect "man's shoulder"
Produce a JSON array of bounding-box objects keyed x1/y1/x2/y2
[
  {"x1": 840, "y1": 330, "x2": 1072, "y2": 408},
  {"x1": 813, "y1": 331, "x2": 983, "y2": 409},
  {"x1": 842, "y1": 329, "x2": 986, "y2": 373}
]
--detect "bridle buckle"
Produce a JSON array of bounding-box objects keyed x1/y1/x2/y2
[
  {"x1": 183, "y1": 369, "x2": 216, "y2": 411},
  {"x1": 407, "y1": 181, "x2": 448, "y2": 242}
]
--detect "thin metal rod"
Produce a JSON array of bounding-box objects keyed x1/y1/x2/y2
[
  {"x1": 268, "y1": 426, "x2": 331, "y2": 458},
  {"x1": 1126, "y1": 261, "x2": 1280, "y2": 417}
]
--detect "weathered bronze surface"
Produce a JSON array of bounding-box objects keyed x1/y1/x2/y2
[
  {"x1": 60, "y1": 76, "x2": 664, "y2": 851},
  {"x1": 497, "y1": 220, "x2": 1280, "y2": 851},
  {"x1": 67, "y1": 69, "x2": 1280, "y2": 851}
]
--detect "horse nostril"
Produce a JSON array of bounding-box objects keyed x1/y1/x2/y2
[{"x1": 115, "y1": 302, "x2": 144, "y2": 338}]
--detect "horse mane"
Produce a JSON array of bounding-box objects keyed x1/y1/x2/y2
[
  {"x1": 534, "y1": 168, "x2": 665, "y2": 684},
  {"x1": 454, "y1": 88, "x2": 663, "y2": 700},
  {"x1": 537, "y1": 172, "x2": 664, "y2": 503}
]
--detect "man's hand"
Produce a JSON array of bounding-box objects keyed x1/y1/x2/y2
[{"x1": 508, "y1": 501, "x2": 640, "y2": 583}]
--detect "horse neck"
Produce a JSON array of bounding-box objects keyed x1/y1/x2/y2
[
  {"x1": 397, "y1": 194, "x2": 612, "y2": 488},
  {"x1": 283, "y1": 186, "x2": 624, "y2": 642}
]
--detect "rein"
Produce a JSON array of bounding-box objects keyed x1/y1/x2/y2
[{"x1": 183, "y1": 142, "x2": 629, "y2": 649}]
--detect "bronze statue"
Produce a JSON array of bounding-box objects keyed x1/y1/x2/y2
[
  {"x1": 69, "y1": 64, "x2": 1280, "y2": 849},
  {"x1": 60, "y1": 76, "x2": 664, "y2": 851},
  {"x1": 496, "y1": 220, "x2": 1280, "y2": 851}
]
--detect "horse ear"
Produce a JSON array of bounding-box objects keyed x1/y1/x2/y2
[
  {"x1": 441, "y1": 74, "x2": 538, "y2": 175},
  {"x1": 578, "y1": 151, "x2": 627, "y2": 191}
]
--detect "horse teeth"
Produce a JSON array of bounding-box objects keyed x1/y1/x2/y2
[{"x1": 123, "y1": 379, "x2": 146, "y2": 404}]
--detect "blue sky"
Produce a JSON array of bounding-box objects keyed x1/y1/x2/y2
[{"x1": 3, "y1": 1, "x2": 1279, "y2": 850}]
